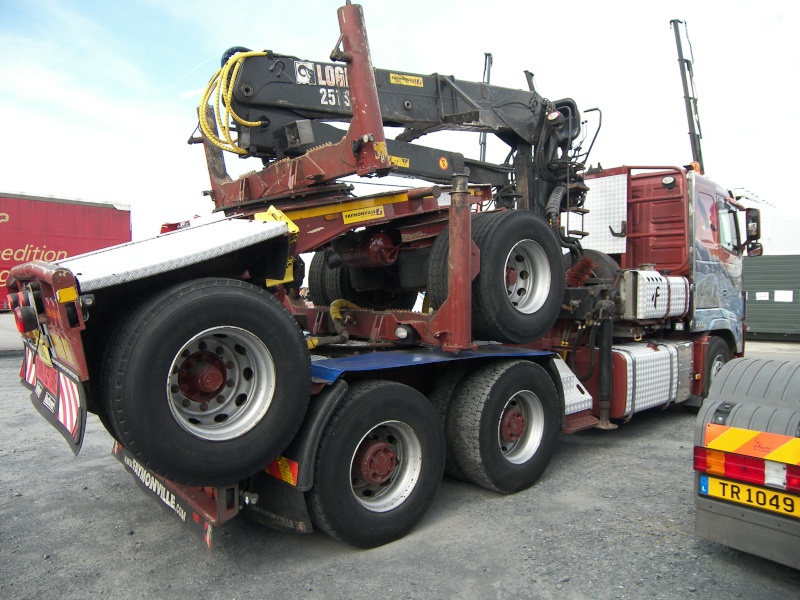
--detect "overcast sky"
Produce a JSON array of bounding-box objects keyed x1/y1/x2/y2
[{"x1": 1, "y1": 0, "x2": 798, "y2": 249}]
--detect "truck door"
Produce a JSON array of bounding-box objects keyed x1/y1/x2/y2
[{"x1": 692, "y1": 185, "x2": 745, "y2": 346}]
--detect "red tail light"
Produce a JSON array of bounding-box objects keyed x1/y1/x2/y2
[
  {"x1": 787, "y1": 465, "x2": 800, "y2": 494},
  {"x1": 693, "y1": 447, "x2": 707, "y2": 472},
  {"x1": 724, "y1": 453, "x2": 765, "y2": 486},
  {"x1": 13, "y1": 305, "x2": 38, "y2": 333}
]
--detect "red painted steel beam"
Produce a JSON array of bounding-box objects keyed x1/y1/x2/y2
[
  {"x1": 425, "y1": 174, "x2": 477, "y2": 352},
  {"x1": 206, "y1": 3, "x2": 391, "y2": 209}
]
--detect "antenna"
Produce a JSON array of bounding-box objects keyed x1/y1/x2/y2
[{"x1": 670, "y1": 19, "x2": 704, "y2": 173}]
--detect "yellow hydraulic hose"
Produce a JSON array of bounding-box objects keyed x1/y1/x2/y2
[{"x1": 198, "y1": 50, "x2": 267, "y2": 154}]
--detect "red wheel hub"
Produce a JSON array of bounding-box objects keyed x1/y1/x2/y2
[
  {"x1": 353, "y1": 439, "x2": 397, "y2": 485},
  {"x1": 500, "y1": 405, "x2": 526, "y2": 443},
  {"x1": 178, "y1": 352, "x2": 227, "y2": 402},
  {"x1": 506, "y1": 267, "x2": 518, "y2": 286}
]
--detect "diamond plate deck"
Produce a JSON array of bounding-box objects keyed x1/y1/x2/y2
[{"x1": 58, "y1": 218, "x2": 288, "y2": 292}]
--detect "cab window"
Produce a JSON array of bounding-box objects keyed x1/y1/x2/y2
[{"x1": 717, "y1": 199, "x2": 739, "y2": 253}]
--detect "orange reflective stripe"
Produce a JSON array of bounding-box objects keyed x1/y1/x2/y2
[{"x1": 704, "y1": 424, "x2": 800, "y2": 466}]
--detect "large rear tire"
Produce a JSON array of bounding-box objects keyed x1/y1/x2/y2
[
  {"x1": 105, "y1": 278, "x2": 310, "y2": 485},
  {"x1": 306, "y1": 380, "x2": 445, "y2": 548},
  {"x1": 448, "y1": 360, "x2": 560, "y2": 494},
  {"x1": 428, "y1": 363, "x2": 470, "y2": 480}
]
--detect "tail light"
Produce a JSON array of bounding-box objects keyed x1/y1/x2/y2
[
  {"x1": 695, "y1": 445, "x2": 794, "y2": 492},
  {"x1": 13, "y1": 305, "x2": 38, "y2": 333},
  {"x1": 787, "y1": 465, "x2": 800, "y2": 494}
]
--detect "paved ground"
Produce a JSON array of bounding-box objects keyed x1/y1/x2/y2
[
  {"x1": 1, "y1": 317, "x2": 799, "y2": 598},
  {"x1": 0, "y1": 313, "x2": 18, "y2": 353}
]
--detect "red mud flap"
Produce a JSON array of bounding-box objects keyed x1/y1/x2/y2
[
  {"x1": 20, "y1": 342, "x2": 86, "y2": 455},
  {"x1": 112, "y1": 443, "x2": 240, "y2": 548}
]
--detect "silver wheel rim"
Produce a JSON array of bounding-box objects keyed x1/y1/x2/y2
[
  {"x1": 166, "y1": 326, "x2": 276, "y2": 441},
  {"x1": 498, "y1": 390, "x2": 545, "y2": 464},
  {"x1": 504, "y1": 239, "x2": 551, "y2": 314},
  {"x1": 710, "y1": 355, "x2": 726, "y2": 380},
  {"x1": 350, "y1": 420, "x2": 422, "y2": 513}
]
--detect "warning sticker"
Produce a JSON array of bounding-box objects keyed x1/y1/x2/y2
[
  {"x1": 343, "y1": 206, "x2": 385, "y2": 224},
  {"x1": 390, "y1": 73, "x2": 423, "y2": 87},
  {"x1": 373, "y1": 141, "x2": 388, "y2": 163},
  {"x1": 389, "y1": 155, "x2": 410, "y2": 168},
  {"x1": 438, "y1": 157, "x2": 449, "y2": 170}
]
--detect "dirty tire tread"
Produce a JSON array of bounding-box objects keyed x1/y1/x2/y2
[
  {"x1": 96, "y1": 303, "x2": 141, "y2": 443},
  {"x1": 308, "y1": 252, "x2": 331, "y2": 306},
  {"x1": 448, "y1": 359, "x2": 560, "y2": 494},
  {"x1": 428, "y1": 364, "x2": 470, "y2": 480},
  {"x1": 426, "y1": 225, "x2": 451, "y2": 310},
  {"x1": 306, "y1": 380, "x2": 445, "y2": 548},
  {"x1": 427, "y1": 211, "x2": 495, "y2": 310},
  {"x1": 105, "y1": 278, "x2": 310, "y2": 485}
]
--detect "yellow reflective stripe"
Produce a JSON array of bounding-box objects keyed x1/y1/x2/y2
[
  {"x1": 276, "y1": 456, "x2": 295, "y2": 485},
  {"x1": 706, "y1": 427, "x2": 759, "y2": 452},
  {"x1": 765, "y1": 438, "x2": 800, "y2": 466}
]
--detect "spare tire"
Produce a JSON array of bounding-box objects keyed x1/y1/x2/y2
[
  {"x1": 428, "y1": 210, "x2": 565, "y2": 343},
  {"x1": 308, "y1": 252, "x2": 333, "y2": 306},
  {"x1": 104, "y1": 278, "x2": 311, "y2": 485},
  {"x1": 310, "y1": 252, "x2": 417, "y2": 310},
  {"x1": 581, "y1": 249, "x2": 620, "y2": 282}
]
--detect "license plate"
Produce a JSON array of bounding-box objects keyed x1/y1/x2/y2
[{"x1": 700, "y1": 475, "x2": 798, "y2": 519}]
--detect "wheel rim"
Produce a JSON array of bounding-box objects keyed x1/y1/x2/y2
[
  {"x1": 710, "y1": 355, "x2": 726, "y2": 381},
  {"x1": 350, "y1": 420, "x2": 422, "y2": 513},
  {"x1": 504, "y1": 239, "x2": 551, "y2": 314},
  {"x1": 497, "y1": 390, "x2": 545, "y2": 464},
  {"x1": 166, "y1": 326, "x2": 276, "y2": 441}
]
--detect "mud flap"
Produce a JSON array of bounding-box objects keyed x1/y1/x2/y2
[
  {"x1": 243, "y1": 470, "x2": 314, "y2": 534},
  {"x1": 112, "y1": 442, "x2": 240, "y2": 549},
  {"x1": 20, "y1": 342, "x2": 86, "y2": 455}
]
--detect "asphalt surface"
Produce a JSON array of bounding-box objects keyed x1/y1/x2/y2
[
  {"x1": 1, "y1": 318, "x2": 799, "y2": 598},
  {"x1": 0, "y1": 313, "x2": 19, "y2": 353}
]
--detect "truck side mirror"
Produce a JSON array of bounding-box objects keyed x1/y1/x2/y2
[
  {"x1": 745, "y1": 208, "x2": 761, "y2": 242},
  {"x1": 747, "y1": 242, "x2": 763, "y2": 257}
]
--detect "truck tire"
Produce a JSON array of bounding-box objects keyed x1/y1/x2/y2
[
  {"x1": 308, "y1": 252, "x2": 332, "y2": 306},
  {"x1": 472, "y1": 211, "x2": 564, "y2": 343},
  {"x1": 312, "y1": 253, "x2": 418, "y2": 310},
  {"x1": 428, "y1": 363, "x2": 470, "y2": 480},
  {"x1": 427, "y1": 211, "x2": 490, "y2": 308},
  {"x1": 581, "y1": 249, "x2": 620, "y2": 282},
  {"x1": 104, "y1": 278, "x2": 310, "y2": 485},
  {"x1": 448, "y1": 360, "x2": 560, "y2": 494},
  {"x1": 428, "y1": 211, "x2": 564, "y2": 343},
  {"x1": 306, "y1": 380, "x2": 445, "y2": 548},
  {"x1": 703, "y1": 336, "x2": 732, "y2": 398}
]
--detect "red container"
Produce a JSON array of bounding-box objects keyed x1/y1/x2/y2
[{"x1": 1, "y1": 193, "x2": 131, "y2": 309}]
